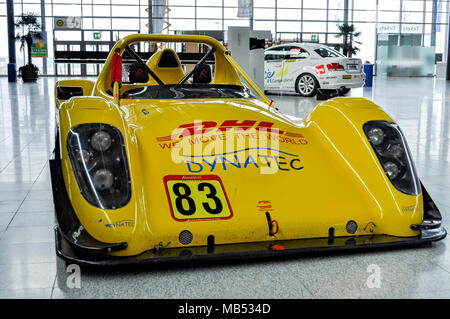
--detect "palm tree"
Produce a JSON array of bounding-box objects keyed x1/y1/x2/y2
[
  {"x1": 15, "y1": 13, "x2": 43, "y2": 81},
  {"x1": 334, "y1": 23, "x2": 361, "y2": 57}
]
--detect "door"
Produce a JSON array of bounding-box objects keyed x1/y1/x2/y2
[
  {"x1": 282, "y1": 46, "x2": 311, "y2": 90},
  {"x1": 264, "y1": 46, "x2": 289, "y2": 90}
]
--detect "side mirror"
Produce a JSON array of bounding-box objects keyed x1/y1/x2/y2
[
  {"x1": 55, "y1": 80, "x2": 95, "y2": 108},
  {"x1": 57, "y1": 86, "x2": 83, "y2": 100}
]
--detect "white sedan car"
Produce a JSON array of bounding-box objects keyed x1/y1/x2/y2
[{"x1": 264, "y1": 43, "x2": 365, "y2": 97}]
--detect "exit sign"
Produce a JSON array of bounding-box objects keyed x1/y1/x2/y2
[
  {"x1": 310, "y1": 34, "x2": 319, "y2": 42},
  {"x1": 93, "y1": 32, "x2": 101, "y2": 40}
]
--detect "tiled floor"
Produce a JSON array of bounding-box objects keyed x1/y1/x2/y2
[{"x1": 0, "y1": 76, "x2": 449, "y2": 298}]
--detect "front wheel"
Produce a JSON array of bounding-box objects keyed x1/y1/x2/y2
[
  {"x1": 295, "y1": 74, "x2": 319, "y2": 97},
  {"x1": 339, "y1": 88, "x2": 351, "y2": 96}
]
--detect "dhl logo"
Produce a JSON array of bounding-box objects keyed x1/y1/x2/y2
[{"x1": 156, "y1": 120, "x2": 304, "y2": 142}]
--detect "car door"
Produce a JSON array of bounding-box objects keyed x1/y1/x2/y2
[
  {"x1": 282, "y1": 46, "x2": 311, "y2": 90},
  {"x1": 264, "y1": 46, "x2": 289, "y2": 90}
]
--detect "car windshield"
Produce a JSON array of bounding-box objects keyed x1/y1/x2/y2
[
  {"x1": 314, "y1": 47, "x2": 344, "y2": 58},
  {"x1": 122, "y1": 84, "x2": 252, "y2": 99}
]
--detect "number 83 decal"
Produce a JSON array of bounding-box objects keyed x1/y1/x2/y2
[{"x1": 163, "y1": 175, "x2": 233, "y2": 221}]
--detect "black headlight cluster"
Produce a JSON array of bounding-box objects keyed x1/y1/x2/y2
[
  {"x1": 363, "y1": 121, "x2": 420, "y2": 195},
  {"x1": 67, "y1": 123, "x2": 131, "y2": 209}
]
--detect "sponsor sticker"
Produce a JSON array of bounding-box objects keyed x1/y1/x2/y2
[
  {"x1": 315, "y1": 64, "x2": 326, "y2": 75},
  {"x1": 164, "y1": 175, "x2": 233, "y2": 221}
]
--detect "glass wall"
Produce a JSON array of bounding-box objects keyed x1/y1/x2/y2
[{"x1": 0, "y1": 0, "x2": 448, "y2": 75}]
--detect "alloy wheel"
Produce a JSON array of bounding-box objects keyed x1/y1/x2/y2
[{"x1": 298, "y1": 74, "x2": 316, "y2": 96}]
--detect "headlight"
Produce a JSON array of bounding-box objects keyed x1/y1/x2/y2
[
  {"x1": 67, "y1": 123, "x2": 131, "y2": 209},
  {"x1": 90, "y1": 130, "x2": 112, "y2": 151},
  {"x1": 363, "y1": 121, "x2": 420, "y2": 195},
  {"x1": 93, "y1": 168, "x2": 115, "y2": 190},
  {"x1": 387, "y1": 144, "x2": 403, "y2": 157},
  {"x1": 367, "y1": 127, "x2": 384, "y2": 145},
  {"x1": 383, "y1": 161, "x2": 400, "y2": 180}
]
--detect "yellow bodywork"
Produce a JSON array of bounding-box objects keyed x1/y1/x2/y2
[{"x1": 54, "y1": 34, "x2": 423, "y2": 257}]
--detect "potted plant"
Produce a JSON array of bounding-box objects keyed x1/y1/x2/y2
[
  {"x1": 15, "y1": 13, "x2": 43, "y2": 82},
  {"x1": 334, "y1": 23, "x2": 362, "y2": 57}
]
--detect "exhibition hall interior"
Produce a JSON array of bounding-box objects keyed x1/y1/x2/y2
[{"x1": 1, "y1": 0, "x2": 450, "y2": 300}]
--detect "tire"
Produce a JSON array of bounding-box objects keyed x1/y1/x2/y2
[
  {"x1": 54, "y1": 129, "x2": 61, "y2": 160},
  {"x1": 295, "y1": 73, "x2": 319, "y2": 97},
  {"x1": 339, "y1": 88, "x2": 351, "y2": 96}
]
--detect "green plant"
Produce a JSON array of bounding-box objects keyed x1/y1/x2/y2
[
  {"x1": 18, "y1": 63, "x2": 39, "y2": 77},
  {"x1": 15, "y1": 12, "x2": 43, "y2": 71},
  {"x1": 334, "y1": 23, "x2": 361, "y2": 57}
]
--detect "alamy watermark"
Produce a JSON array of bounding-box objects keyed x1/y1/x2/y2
[
  {"x1": 66, "y1": 264, "x2": 81, "y2": 289},
  {"x1": 366, "y1": 264, "x2": 381, "y2": 289},
  {"x1": 164, "y1": 120, "x2": 306, "y2": 175}
]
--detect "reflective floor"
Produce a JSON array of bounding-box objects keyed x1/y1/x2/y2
[{"x1": 0, "y1": 76, "x2": 449, "y2": 298}]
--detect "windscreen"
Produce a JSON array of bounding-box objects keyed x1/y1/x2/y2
[{"x1": 122, "y1": 84, "x2": 252, "y2": 99}]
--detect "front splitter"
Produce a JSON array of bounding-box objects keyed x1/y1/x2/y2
[{"x1": 54, "y1": 225, "x2": 447, "y2": 267}]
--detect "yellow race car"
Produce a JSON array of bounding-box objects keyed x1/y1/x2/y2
[{"x1": 51, "y1": 34, "x2": 446, "y2": 266}]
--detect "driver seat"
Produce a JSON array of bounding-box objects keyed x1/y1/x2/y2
[{"x1": 146, "y1": 48, "x2": 186, "y2": 85}]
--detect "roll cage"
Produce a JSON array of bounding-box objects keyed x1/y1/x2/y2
[{"x1": 92, "y1": 34, "x2": 271, "y2": 106}]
